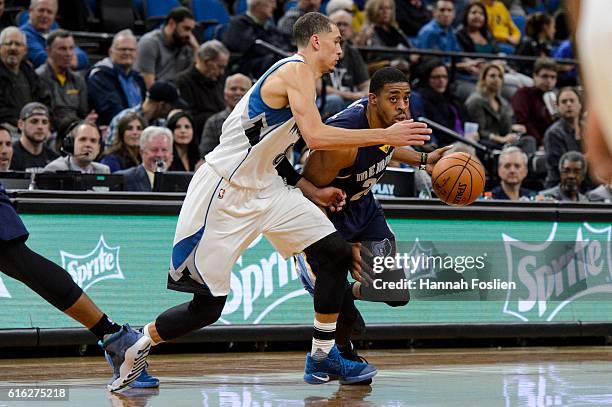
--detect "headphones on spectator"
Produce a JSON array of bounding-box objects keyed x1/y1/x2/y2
[{"x1": 60, "y1": 120, "x2": 103, "y2": 156}]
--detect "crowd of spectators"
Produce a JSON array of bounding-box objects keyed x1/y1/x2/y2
[{"x1": 0, "y1": 0, "x2": 608, "y2": 203}]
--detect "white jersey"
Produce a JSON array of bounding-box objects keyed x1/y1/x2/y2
[
  {"x1": 205, "y1": 55, "x2": 305, "y2": 190},
  {"x1": 578, "y1": 0, "x2": 612, "y2": 152}
]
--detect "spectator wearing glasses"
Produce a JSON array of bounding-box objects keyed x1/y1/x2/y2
[
  {"x1": 0, "y1": 26, "x2": 50, "y2": 128},
  {"x1": 87, "y1": 30, "x2": 146, "y2": 126},
  {"x1": 176, "y1": 40, "x2": 228, "y2": 141}
]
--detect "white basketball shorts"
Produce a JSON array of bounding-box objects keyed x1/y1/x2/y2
[{"x1": 168, "y1": 163, "x2": 336, "y2": 296}]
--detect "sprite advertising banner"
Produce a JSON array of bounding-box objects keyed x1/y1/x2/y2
[{"x1": 1, "y1": 214, "x2": 611, "y2": 329}]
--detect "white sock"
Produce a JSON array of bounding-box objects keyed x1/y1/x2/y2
[
  {"x1": 143, "y1": 323, "x2": 162, "y2": 346},
  {"x1": 311, "y1": 319, "x2": 336, "y2": 361}
]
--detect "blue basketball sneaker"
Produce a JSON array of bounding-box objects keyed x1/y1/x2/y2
[
  {"x1": 304, "y1": 345, "x2": 377, "y2": 385},
  {"x1": 104, "y1": 352, "x2": 159, "y2": 388},
  {"x1": 102, "y1": 324, "x2": 151, "y2": 392}
]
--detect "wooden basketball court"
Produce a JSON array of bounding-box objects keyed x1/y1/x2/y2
[{"x1": 1, "y1": 346, "x2": 612, "y2": 406}]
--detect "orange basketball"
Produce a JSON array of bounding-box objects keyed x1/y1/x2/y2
[{"x1": 431, "y1": 152, "x2": 486, "y2": 206}]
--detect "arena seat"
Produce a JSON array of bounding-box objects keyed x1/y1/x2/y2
[
  {"x1": 142, "y1": 0, "x2": 181, "y2": 30},
  {"x1": 190, "y1": 0, "x2": 230, "y2": 41}
]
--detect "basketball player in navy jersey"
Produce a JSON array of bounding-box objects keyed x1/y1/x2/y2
[
  {"x1": 0, "y1": 180, "x2": 156, "y2": 392},
  {"x1": 281, "y1": 68, "x2": 450, "y2": 375},
  {"x1": 138, "y1": 12, "x2": 432, "y2": 385}
]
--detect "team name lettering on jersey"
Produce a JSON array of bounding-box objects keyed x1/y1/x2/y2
[{"x1": 356, "y1": 155, "x2": 393, "y2": 182}]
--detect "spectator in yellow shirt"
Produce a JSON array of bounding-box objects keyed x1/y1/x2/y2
[{"x1": 483, "y1": 0, "x2": 521, "y2": 47}]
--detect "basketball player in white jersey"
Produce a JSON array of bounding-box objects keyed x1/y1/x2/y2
[
  {"x1": 140, "y1": 12, "x2": 432, "y2": 384},
  {"x1": 571, "y1": 0, "x2": 612, "y2": 182}
]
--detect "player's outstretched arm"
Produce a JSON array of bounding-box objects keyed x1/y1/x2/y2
[
  {"x1": 392, "y1": 145, "x2": 453, "y2": 174},
  {"x1": 285, "y1": 64, "x2": 432, "y2": 150}
]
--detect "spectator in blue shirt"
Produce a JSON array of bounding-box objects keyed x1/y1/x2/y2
[
  {"x1": 20, "y1": 0, "x2": 88, "y2": 70},
  {"x1": 416, "y1": 0, "x2": 482, "y2": 92},
  {"x1": 553, "y1": 39, "x2": 577, "y2": 87},
  {"x1": 416, "y1": 0, "x2": 461, "y2": 56},
  {"x1": 87, "y1": 30, "x2": 146, "y2": 126}
]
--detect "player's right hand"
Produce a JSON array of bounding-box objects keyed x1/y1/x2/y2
[{"x1": 385, "y1": 119, "x2": 432, "y2": 147}]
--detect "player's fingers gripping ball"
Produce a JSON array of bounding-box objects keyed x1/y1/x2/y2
[{"x1": 432, "y1": 152, "x2": 485, "y2": 206}]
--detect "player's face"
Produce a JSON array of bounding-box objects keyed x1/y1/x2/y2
[
  {"x1": 374, "y1": 82, "x2": 411, "y2": 125},
  {"x1": 73, "y1": 125, "x2": 101, "y2": 162},
  {"x1": 123, "y1": 119, "x2": 142, "y2": 147},
  {"x1": 557, "y1": 89, "x2": 581, "y2": 120},
  {"x1": 318, "y1": 25, "x2": 343, "y2": 72},
  {"x1": 498, "y1": 152, "x2": 527, "y2": 186},
  {"x1": 0, "y1": 129, "x2": 13, "y2": 172}
]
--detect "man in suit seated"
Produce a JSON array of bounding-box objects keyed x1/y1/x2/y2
[{"x1": 117, "y1": 126, "x2": 173, "y2": 192}]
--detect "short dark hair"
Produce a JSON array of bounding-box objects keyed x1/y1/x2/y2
[
  {"x1": 369, "y1": 67, "x2": 409, "y2": 95},
  {"x1": 293, "y1": 12, "x2": 333, "y2": 48},
  {"x1": 533, "y1": 57, "x2": 557, "y2": 75},
  {"x1": 46, "y1": 28, "x2": 72, "y2": 47},
  {"x1": 165, "y1": 6, "x2": 194, "y2": 24},
  {"x1": 557, "y1": 86, "x2": 582, "y2": 105},
  {"x1": 559, "y1": 151, "x2": 587, "y2": 176}
]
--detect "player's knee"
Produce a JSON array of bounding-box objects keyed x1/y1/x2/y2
[
  {"x1": 304, "y1": 231, "x2": 353, "y2": 274},
  {"x1": 190, "y1": 294, "x2": 226, "y2": 326}
]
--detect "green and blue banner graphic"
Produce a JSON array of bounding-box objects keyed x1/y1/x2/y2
[{"x1": 1, "y1": 214, "x2": 610, "y2": 328}]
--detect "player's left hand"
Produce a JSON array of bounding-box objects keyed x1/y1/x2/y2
[
  {"x1": 350, "y1": 244, "x2": 375, "y2": 287},
  {"x1": 425, "y1": 145, "x2": 454, "y2": 174},
  {"x1": 313, "y1": 186, "x2": 346, "y2": 212}
]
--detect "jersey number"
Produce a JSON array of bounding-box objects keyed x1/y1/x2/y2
[
  {"x1": 350, "y1": 178, "x2": 377, "y2": 201},
  {"x1": 245, "y1": 118, "x2": 264, "y2": 147}
]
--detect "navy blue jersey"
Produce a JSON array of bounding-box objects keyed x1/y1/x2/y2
[
  {"x1": 324, "y1": 98, "x2": 395, "y2": 242},
  {"x1": 0, "y1": 181, "x2": 29, "y2": 242}
]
